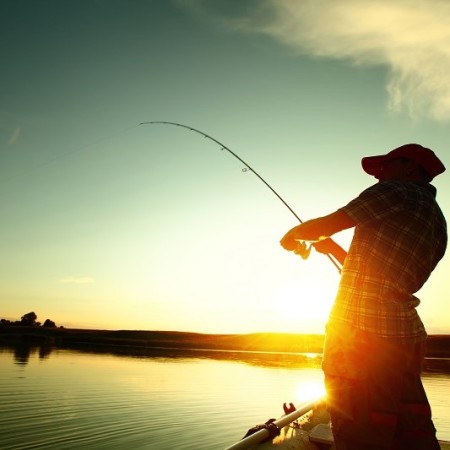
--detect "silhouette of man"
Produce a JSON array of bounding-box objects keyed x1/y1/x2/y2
[{"x1": 281, "y1": 144, "x2": 447, "y2": 450}]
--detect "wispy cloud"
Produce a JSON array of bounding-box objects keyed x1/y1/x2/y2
[
  {"x1": 182, "y1": 0, "x2": 450, "y2": 122},
  {"x1": 8, "y1": 126, "x2": 21, "y2": 145},
  {"x1": 59, "y1": 276, "x2": 95, "y2": 284}
]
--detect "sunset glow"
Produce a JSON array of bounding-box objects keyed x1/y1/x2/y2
[
  {"x1": 294, "y1": 380, "x2": 326, "y2": 403},
  {"x1": 1, "y1": 1, "x2": 449, "y2": 335}
]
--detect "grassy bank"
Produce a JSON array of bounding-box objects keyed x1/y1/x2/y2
[
  {"x1": 1, "y1": 326, "x2": 449, "y2": 357},
  {"x1": 0, "y1": 326, "x2": 325, "y2": 353}
]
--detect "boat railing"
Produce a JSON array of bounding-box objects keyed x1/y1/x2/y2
[{"x1": 223, "y1": 398, "x2": 320, "y2": 450}]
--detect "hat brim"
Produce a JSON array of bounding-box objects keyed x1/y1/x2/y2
[{"x1": 361, "y1": 155, "x2": 388, "y2": 177}]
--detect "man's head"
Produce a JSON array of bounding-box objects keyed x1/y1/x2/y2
[{"x1": 361, "y1": 144, "x2": 446, "y2": 182}]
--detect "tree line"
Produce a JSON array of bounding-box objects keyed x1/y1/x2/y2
[{"x1": 0, "y1": 312, "x2": 59, "y2": 328}]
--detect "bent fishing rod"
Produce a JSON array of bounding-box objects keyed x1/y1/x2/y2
[{"x1": 140, "y1": 121, "x2": 341, "y2": 274}]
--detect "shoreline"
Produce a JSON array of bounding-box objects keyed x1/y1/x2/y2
[
  {"x1": 0, "y1": 326, "x2": 326, "y2": 352},
  {"x1": 1, "y1": 326, "x2": 449, "y2": 358}
]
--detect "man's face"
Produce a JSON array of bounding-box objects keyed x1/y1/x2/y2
[{"x1": 376, "y1": 157, "x2": 411, "y2": 182}]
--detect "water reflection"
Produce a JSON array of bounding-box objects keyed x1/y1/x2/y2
[
  {"x1": 0, "y1": 344, "x2": 449, "y2": 449},
  {"x1": 38, "y1": 345, "x2": 53, "y2": 360},
  {"x1": 13, "y1": 345, "x2": 32, "y2": 365},
  {"x1": 9, "y1": 344, "x2": 53, "y2": 366},
  {"x1": 0, "y1": 345, "x2": 325, "y2": 448},
  {"x1": 45, "y1": 343, "x2": 323, "y2": 369},
  {"x1": 3, "y1": 342, "x2": 450, "y2": 371}
]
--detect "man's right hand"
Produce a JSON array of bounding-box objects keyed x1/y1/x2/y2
[{"x1": 313, "y1": 238, "x2": 347, "y2": 265}]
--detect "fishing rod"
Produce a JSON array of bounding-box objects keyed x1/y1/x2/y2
[{"x1": 140, "y1": 121, "x2": 341, "y2": 274}]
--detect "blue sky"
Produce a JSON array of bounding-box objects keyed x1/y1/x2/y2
[{"x1": 1, "y1": 0, "x2": 449, "y2": 333}]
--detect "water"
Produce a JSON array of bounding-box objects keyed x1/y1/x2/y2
[{"x1": 0, "y1": 345, "x2": 448, "y2": 449}]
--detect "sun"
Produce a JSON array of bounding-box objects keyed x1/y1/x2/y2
[
  {"x1": 294, "y1": 379, "x2": 326, "y2": 403},
  {"x1": 272, "y1": 274, "x2": 336, "y2": 334}
]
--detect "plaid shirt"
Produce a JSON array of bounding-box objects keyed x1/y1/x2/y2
[{"x1": 329, "y1": 181, "x2": 447, "y2": 343}]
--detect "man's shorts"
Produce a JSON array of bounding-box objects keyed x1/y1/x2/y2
[{"x1": 322, "y1": 321, "x2": 440, "y2": 450}]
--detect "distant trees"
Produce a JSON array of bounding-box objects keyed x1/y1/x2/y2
[
  {"x1": 21, "y1": 312, "x2": 38, "y2": 326},
  {"x1": 0, "y1": 312, "x2": 59, "y2": 328},
  {"x1": 43, "y1": 319, "x2": 56, "y2": 328}
]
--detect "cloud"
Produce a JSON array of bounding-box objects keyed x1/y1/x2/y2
[
  {"x1": 8, "y1": 126, "x2": 21, "y2": 145},
  {"x1": 59, "y1": 276, "x2": 95, "y2": 284},
  {"x1": 182, "y1": 0, "x2": 450, "y2": 122}
]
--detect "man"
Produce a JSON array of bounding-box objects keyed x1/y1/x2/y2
[{"x1": 280, "y1": 144, "x2": 447, "y2": 450}]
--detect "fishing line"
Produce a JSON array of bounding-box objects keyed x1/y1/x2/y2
[{"x1": 140, "y1": 121, "x2": 342, "y2": 274}]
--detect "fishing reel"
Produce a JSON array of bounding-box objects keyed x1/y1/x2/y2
[{"x1": 294, "y1": 240, "x2": 312, "y2": 260}]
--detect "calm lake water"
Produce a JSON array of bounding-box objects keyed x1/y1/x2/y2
[{"x1": 0, "y1": 345, "x2": 449, "y2": 449}]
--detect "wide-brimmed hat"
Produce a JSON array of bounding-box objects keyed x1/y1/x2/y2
[{"x1": 361, "y1": 143, "x2": 446, "y2": 181}]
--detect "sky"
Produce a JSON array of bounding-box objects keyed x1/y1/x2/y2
[{"x1": 1, "y1": 0, "x2": 449, "y2": 334}]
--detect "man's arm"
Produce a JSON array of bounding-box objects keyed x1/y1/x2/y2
[
  {"x1": 280, "y1": 210, "x2": 355, "y2": 264},
  {"x1": 313, "y1": 238, "x2": 348, "y2": 266}
]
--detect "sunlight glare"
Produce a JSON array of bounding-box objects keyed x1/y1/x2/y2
[
  {"x1": 294, "y1": 379, "x2": 326, "y2": 403},
  {"x1": 272, "y1": 273, "x2": 335, "y2": 333}
]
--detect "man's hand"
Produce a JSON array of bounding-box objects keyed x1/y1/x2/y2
[
  {"x1": 313, "y1": 238, "x2": 347, "y2": 265},
  {"x1": 280, "y1": 211, "x2": 355, "y2": 255},
  {"x1": 293, "y1": 240, "x2": 312, "y2": 259},
  {"x1": 280, "y1": 220, "x2": 324, "y2": 251},
  {"x1": 280, "y1": 226, "x2": 303, "y2": 251}
]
